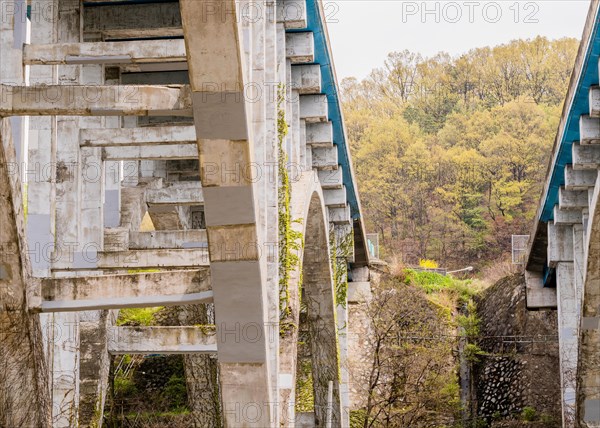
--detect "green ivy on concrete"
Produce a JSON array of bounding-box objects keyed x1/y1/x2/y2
[
  {"x1": 295, "y1": 359, "x2": 314, "y2": 412},
  {"x1": 329, "y1": 227, "x2": 353, "y2": 308},
  {"x1": 278, "y1": 83, "x2": 303, "y2": 327}
]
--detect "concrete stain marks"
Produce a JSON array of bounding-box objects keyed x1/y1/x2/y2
[
  {"x1": 0, "y1": 264, "x2": 11, "y2": 280},
  {"x1": 207, "y1": 224, "x2": 260, "y2": 262},
  {"x1": 199, "y1": 138, "x2": 253, "y2": 187},
  {"x1": 583, "y1": 317, "x2": 600, "y2": 331},
  {"x1": 584, "y1": 399, "x2": 600, "y2": 423}
]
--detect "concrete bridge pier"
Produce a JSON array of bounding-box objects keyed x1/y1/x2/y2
[
  {"x1": 0, "y1": 0, "x2": 370, "y2": 426},
  {"x1": 525, "y1": 4, "x2": 600, "y2": 425}
]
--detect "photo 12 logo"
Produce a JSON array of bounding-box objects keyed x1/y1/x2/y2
[{"x1": 401, "y1": 1, "x2": 540, "y2": 24}]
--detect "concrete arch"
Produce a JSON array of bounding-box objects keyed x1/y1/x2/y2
[
  {"x1": 578, "y1": 181, "x2": 600, "y2": 427},
  {"x1": 280, "y1": 171, "x2": 342, "y2": 427}
]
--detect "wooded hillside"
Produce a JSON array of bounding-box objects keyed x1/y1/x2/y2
[{"x1": 342, "y1": 37, "x2": 578, "y2": 270}]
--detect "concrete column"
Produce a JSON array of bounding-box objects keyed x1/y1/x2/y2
[
  {"x1": 0, "y1": 3, "x2": 51, "y2": 424},
  {"x1": 556, "y1": 260, "x2": 579, "y2": 427},
  {"x1": 180, "y1": 1, "x2": 274, "y2": 424}
]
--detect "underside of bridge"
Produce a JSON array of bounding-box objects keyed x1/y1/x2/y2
[
  {"x1": 525, "y1": 1, "x2": 600, "y2": 426},
  {"x1": 0, "y1": 0, "x2": 371, "y2": 426}
]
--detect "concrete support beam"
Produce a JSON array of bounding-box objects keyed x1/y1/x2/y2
[
  {"x1": 129, "y1": 230, "x2": 207, "y2": 249},
  {"x1": 292, "y1": 64, "x2": 321, "y2": 94},
  {"x1": 98, "y1": 249, "x2": 209, "y2": 270},
  {"x1": 573, "y1": 143, "x2": 600, "y2": 169},
  {"x1": 81, "y1": 125, "x2": 196, "y2": 147},
  {"x1": 347, "y1": 282, "x2": 372, "y2": 304},
  {"x1": 559, "y1": 187, "x2": 590, "y2": 210},
  {"x1": 23, "y1": 39, "x2": 186, "y2": 65},
  {"x1": 102, "y1": 144, "x2": 197, "y2": 160},
  {"x1": 329, "y1": 206, "x2": 352, "y2": 225},
  {"x1": 548, "y1": 223, "x2": 575, "y2": 267},
  {"x1": 319, "y1": 168, "x2": 344, "y2": 189},
  {"x1": 41, "y1": 269, "x2": 212, "y2": 312},
  {"x1": 580, "y1": 115, "x2": 600, "y2": 144},
  {"x1": 107, "y1": 326, "x2": 217, "y2": 355},
  {"x1": 83, "y1": 2, "x2": 183, "y2": 39},
  {"x1": 104, "y1": 228, "x2": 129, "y2": 252},
  {"x1": 277, "y1": 0, "x2": 308, "y2": 29},
  {"x1": 324, "y1": 186, "x2": 347, "y2": 208},
  {"x1": 306, "y1": 121, "x2": 333, "y2": 147},
  {"x1": 286, "y1": 32, "x2": 314, "y2": 63},
  {"x1": 565, "y1": 165, "x2": 598, "y2": 190},
  {"x1": 554, "y1": 205, "x2": 583, "y2": 225},
  {"x1": 145, "y1": 181, "x2": 203, "y2": 205},
  {"x1": 312, "y1": 146, "x2": 338, "y2": 170},
  {"x1": 589, "y1": 86, "x2": 600, "y2": 118},
  {"x1": 0, "y1": 84, "x2": 193, "y2": 116},
  {"x1": 52, "y1": 249, "x2": 209, "y2": 270},
  {"x1": 300, "y1": 94, "x2": 328, "y2": 123},
  {"x1": 525, "y1": 270, "x2": 557, "y2": 309}
]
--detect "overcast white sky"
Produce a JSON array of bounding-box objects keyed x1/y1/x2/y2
[{"x1": 326, "y1": 1, "x2": 591, "y2": 80}]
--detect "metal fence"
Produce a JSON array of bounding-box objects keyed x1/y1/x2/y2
[{"x1": 512, "y1": 235, "x2": 530, "y2": 264}]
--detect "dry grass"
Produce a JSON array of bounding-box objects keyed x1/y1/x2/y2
[{"x1": 480, "y1": 254, "x2": 523, "y2": 287}]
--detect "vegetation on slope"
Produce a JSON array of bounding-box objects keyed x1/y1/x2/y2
[
  {"x1": 351, "y1": 267, "x2": 484, "y2": 428},
  {"x1": 342, "y1": 37, "x2": 578, "y2": 269}
]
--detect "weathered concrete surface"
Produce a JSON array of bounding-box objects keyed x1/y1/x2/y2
[
  {"x1": 95, "y1": 248, "x2": 209, "y2": 270},
  {"x1": 80, "y1": 125, "x2": 196, "y2": 147},
  {"x1": 84, "y1": 1, "x2": 183, "y2": 39},
  {"x1": 146, "y1": 181, "x2": 203, "y2": 205},
  {"x1": 0, "y1": 84, "x2": 193, "y2": 116},
  {"x1": 23, "y1": 39, "x2": 186, "y2": 65},
  {"x1": 0, "y1": 118, "x2": 51, "y2": 427},
  {"x1": 286, "y1": 32, "x2": 314, "y2": 63},
  {"x1": 107, "y1": 326, "x2": 217, "y2": 354},
  {"x1": 580, "y1": 115, "x2": 600, "y2": 144},
  {"x1": 525, "y1": 270, "x2": 558, "y2": 309},
  {"x1": 102, "y1": 144, "x2": 198, "y2": 161},
  {"x1": 129, "y1": 229, "x2": 207, "y2": 249},
  {"x1": 41, "y1": 269, "x2": 212, "y2": 311}
]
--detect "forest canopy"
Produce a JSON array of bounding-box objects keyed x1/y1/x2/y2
[{"x1": 342, "y1": 36, "x2": 578, "y2": 269}]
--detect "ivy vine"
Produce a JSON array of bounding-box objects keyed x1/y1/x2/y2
[
  {"x1": 278, "y1": 84, "x2": 304, "y2": 330},
  {"x1": 329, "y1": 226, "x2": 354, "y2": 308}
]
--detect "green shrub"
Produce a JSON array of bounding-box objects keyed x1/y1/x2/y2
[
  {"x1": 163, "y1": 374, "x2": 187, "y2": 409},
  {"x1": 464, "y1": 343, "x2": 486, "y2": 363},
  {"x1": 521, "y1": 406, "x2": 537, "y2": 422},
  {"x1": 404, "y1": 269, "x2": 478, "y2": 303},
  {"x1": 114, "y1": 376, "x2": 137, "y2": 398},
  {"x1": 349, "y1": 409, "x2": 367, "y2": 428},
  {"x1": 540, "y1": 413, "x2": 555, "y2": 424}
]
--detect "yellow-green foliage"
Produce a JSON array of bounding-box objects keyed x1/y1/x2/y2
[
  {"x1": 114, "y1": 376, "x2": 137, "y2": 398},
  {"x1": 419, "y1": 258, "x2": 439, "y2": 269},
  {"x1": 295, "y1": 360, "x2": 314, "y2": 412},
  {"x1": 117, "y1": 307, "x2": 162, "y2": 326},
  {"x1": 457, "y1": 300, "x2": 481, "y2": 338},
  {"x1": 344, "y1": 37, "x2": 578, "y2": 268},
  {"x1": 404, "y1": 269, "x2": 479, "y2": 304}
]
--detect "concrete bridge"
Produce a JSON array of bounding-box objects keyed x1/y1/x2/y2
[
  {"x1": 0, "y1": 0, "x2": 372, "y2": 426},
  {"x1": 526, "y1": 1, "x2": 600, "y2": 426}
]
